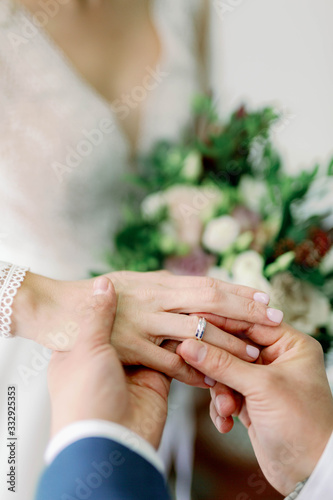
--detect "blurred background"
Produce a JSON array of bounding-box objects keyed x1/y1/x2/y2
[{"x1": 210, "y1": 0, "x2": 333, "y2": 173}]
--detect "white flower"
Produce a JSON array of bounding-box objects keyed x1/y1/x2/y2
[
  {"x1": 202, "y1": 215, "x2": 240, "y2": 254},
  {"x1": 292, "y1": 177, "x2": 333, "y2": 230},
  {"x1": 141, "y1": 192, "x2": 166, "y2": 221},
  {"x1": 270, "y1": 272, "x2": 331, "y2": 334},
  {"x1": 231, "y1": 251, "x2": 271, "y2": 293},
  {"x1": 320, "y1": 247, "x2": 333, "y2": 275},
  {"x1": 239, "y1": 176, "x2": 268, "y2": 213},
  {"x1": 232, "y1": 250, "x2": 264, "y2": 277},
  {"x1": 235, "y1": 273, "x2": 272, "y2": 293},
  {"x1": 182, "y1": 151, "x2": 202, "y2": 181}
]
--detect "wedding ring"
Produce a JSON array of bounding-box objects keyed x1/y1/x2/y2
[{"x1": 195, "y1": 317, "x2": 207, "y2": 341}]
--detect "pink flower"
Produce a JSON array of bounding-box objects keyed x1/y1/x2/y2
[
  {"x1": 163, "y1": 185, "x2": 223, "y2": 249},
  {"x1": 232, "y1": 206, "x2": 261, "y2": 233},
  {"x1": 165, "y1": 249, "x2": 216, "y2": 276}
]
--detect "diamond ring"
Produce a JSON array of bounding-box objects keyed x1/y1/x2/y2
[{"x1": 195, "y1": 317, "x2": 207, "y2": 341}]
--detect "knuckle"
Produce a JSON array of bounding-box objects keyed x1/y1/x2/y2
[
  {"x1": 245, "y1": 323, "x2": 256, "y2": 338},
  {"x1": 233, "y1": 284, "x2": 248, "y2": 297},
  {"x1": 223, "y1": 333, "x2": 236, "y2": 353},
  {"x1": 201, "y1": 286, "x2": 220, "y2": 304},
  {"x1": 137, "y1": 287, "x2": 156, "y2": 303},
  {"x1": 167, "y1": 354, "x2": 184, "y2": 375},
  {"x1": 210, "y1": 348, "x2": 232, "y2": 376},
  {"x1": 202, "y1": 276, "x2": 218, "y2": 288},
  {"x1": 180, "y1": 366, "x2": 202, "y2": 386},
  {"x1": 246, "y1": 299, "x2": 260, "y2": 320},
  {"x1": 193, "y1": 276, "x2": 219, "y2": 289}
]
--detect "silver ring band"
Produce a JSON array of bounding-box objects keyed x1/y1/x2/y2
[{"x1": 195, "y1": 317, "x2": 207, "y2": 341}]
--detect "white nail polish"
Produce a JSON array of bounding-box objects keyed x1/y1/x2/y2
[
  {"x1": 246, "y1": 345, "x2": 260, "y2": 359},
  {"x1": 204, "y1": 376, "x2": 216, "y2": 387}
]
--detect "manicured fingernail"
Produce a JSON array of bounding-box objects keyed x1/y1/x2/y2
[
  {"x1": 183, "y1": 341, "x2": 207, "y2": 363},
  {"x1": 253, "y1": 292, "x2": 270, "y2": 305},
  {"x1": 93, "y1": 276, "x2": 110, "y2": 295},
  {"x1": 204, "y1": 376, "x2": 216, "y2": 387},
  {"x1": 267, "y1": 308, "x2": 284, "y2": 324},
  {"x1": 246, "y1": 345, "x2": 260, "y2": 359}
]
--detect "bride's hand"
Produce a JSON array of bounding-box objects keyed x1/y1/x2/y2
[
  {"x1": 12, "y1": 270, "x2": 283, "y2": 387},
  {"x1": 104, "y1": 270, "x2": 282, "y2": 385}
]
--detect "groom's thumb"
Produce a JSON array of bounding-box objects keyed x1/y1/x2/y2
[
  {"x1": 177, "y1": 340, "x2": 258, "y2": 395},
  {"x1": 80, "y1": 276, "x2": 117, "y2": 347}
]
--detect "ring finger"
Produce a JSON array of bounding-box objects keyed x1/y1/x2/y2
[{"x1": 147, "y1": 312, "x2": 260, "y2": 362}]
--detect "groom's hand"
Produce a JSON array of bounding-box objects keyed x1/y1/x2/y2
[
  {"x1": 177, "y1": 323, "x2": 333, "y2": 496},
  {"x1": 48, "y1": 276, "x2": 170, "y2": 449}
]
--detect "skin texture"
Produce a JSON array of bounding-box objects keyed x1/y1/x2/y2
[
  {"x1": 12, "y1": 270, "x2": 283, "y2": 388},
  {"x1": 48, "y1": 277, "x2": 333, "y2": 497},
  {"x1": 176, "y1": 324, "x2": 333, "y2": 496},
  {"x1": 48, "y1": 277, "x2": 170, "y2": 448}
]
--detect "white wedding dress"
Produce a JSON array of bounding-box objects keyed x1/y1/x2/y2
[{"x1": 0, "y1": 1, "x2": 218, "y2": 498}]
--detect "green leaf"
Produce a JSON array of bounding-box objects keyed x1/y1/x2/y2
[
  {"x1": 328, "y1": 158, "x2": 333, "y2": 176},
  {"x1": 106, "y1": 214, "x2": 173, "y2": 272},
  {"x1": 290, "y1": 264, "x2": 326, "y2": 287},
  {"x1": 265, "y1": 251, "x2": 295, "y2": 278},
  {"x1": 191, "y1": 94, "x2": 219, "y2": 123}
]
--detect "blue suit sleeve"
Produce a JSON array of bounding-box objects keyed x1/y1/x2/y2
[{"x1": 34, "y1": 437, "x2": 171, "y2": 500}]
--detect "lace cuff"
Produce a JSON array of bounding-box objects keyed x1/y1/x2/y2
[
  {"x1": 284, "y1": 480, "x2": 308, "y2": 500},
  {"x1": 0, "y1": 262, "x2": 29, "y2": 338}
]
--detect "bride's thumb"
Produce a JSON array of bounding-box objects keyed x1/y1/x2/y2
[{"x1": 80, "y1": 276, "x2": 117, "y2": 347}]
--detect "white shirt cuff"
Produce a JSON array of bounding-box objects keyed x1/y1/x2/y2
[
  {"x1": 45, "y1": 420, "x2": 165, "y2": 477},
  {"x1": 298, "y1": 431, "x2": 333, "y2": 499}
]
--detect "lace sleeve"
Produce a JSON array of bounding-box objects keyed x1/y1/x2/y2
[{"x1": 0, "y1": 261, "x2": 29, "y2": 338}]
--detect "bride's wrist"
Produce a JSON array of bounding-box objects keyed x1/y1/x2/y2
[{"x1": 11, "y1": 272, "x2": 58, "y2": 341}]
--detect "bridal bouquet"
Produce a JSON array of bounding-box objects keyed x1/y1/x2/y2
[{"x1": 108, "y1": 96, "x2": 333, "y2": 350}]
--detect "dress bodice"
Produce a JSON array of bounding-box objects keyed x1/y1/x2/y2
[{"x1": 0, "y1": 0, "x2": 204, "y2": 279}]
